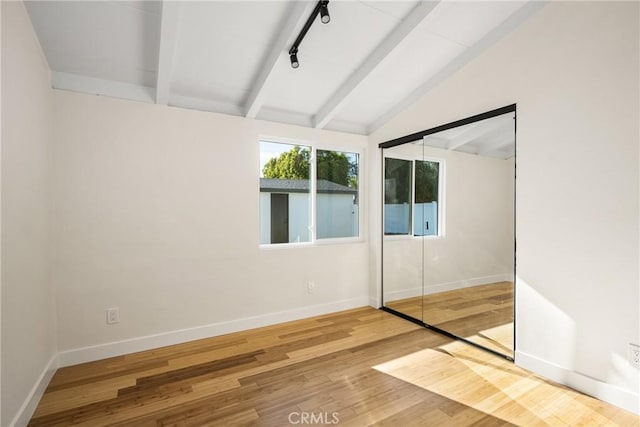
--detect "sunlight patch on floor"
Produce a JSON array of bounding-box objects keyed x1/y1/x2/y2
[
  {"x1": 374, "y1": 339, "x2": 636, "y2": 426},
  {"x1": 477, "y1": 323, "x2": 513, "y2": 353}
]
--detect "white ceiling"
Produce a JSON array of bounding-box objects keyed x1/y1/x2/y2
[
  {"x1": 25, "y1": 0, "x2": 543, "y2": 135},
  {"x1": 419, "y1": 111, "x2": 516, "y2": 159}
]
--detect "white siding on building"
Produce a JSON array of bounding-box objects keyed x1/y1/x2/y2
[
  {"x1": 288, "y1": 193, "x2": 310, "y2": 243},
  {"x1": 317, "y1": 193, "x2": 358, "y2": 239},
  {"x1": 260, "y1": 192, "x2": 357, "y2": 243},
  {"x1": 259, "y1": 192, "x2": 271, "y2": 244}
]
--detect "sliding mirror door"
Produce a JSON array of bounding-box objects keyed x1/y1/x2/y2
[
  {"x1": 382, "y1": 148, "x2": 425, "y2": 321},
  {"x1": 382, "y1": 106, "x2": 516, "y2": 359}
]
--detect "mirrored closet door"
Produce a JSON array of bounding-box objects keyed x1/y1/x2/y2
[{"x1": 381, "y1": 105, "x2": 516, "y2": 359}]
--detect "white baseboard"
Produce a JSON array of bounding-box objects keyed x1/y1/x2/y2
[
  {"x1": 58, "y1": 297, "x2": 369, "y2": 367},
  {"x1": 384, "y1": 274, "x2": 513, "y2": 302},
  {"x1": 423, "y1": 273, "x2": 513, "y2": 296},
  {"x1": 384, "y1": 286, "x2": 423, "y2": 301},
  {"x1": 515, "y1": 350, "x2": 640, "y2": 415},
  {"x1": 9, "y1": 353, "x2": 59, "y2": 427},
  {"x1": 369, "y1": 296, "x2": 380, "y2": 308}
]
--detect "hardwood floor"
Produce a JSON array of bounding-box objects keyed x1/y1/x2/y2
[
  {"x1": 29, "y1": 307, "x2": 637, "y2": 426},
  {"x1": 386, "y1": 282, "x2": 514, "y2": 356}
]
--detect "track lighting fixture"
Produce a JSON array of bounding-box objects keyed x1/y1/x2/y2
[
  {"x1": 320, "y1": 1, "x2": 330, "y2": 24},
  {"x1": 290, "y1": 52, "x2": 299, "y2": 69},
  {"x1": 288, "y1": 0, "x2": 331, "y2": 69}
]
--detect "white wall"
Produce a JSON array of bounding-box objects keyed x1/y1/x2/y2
[
  {"x1": 382, "y1": 143, "x2": 514, "y2": 301},
  {"x1": 2, "y1": 0, "x2": 637, "y2": 420},
  {"x1": 51, "y1": 90, "x2": 370, "y2": 358},
  {"x1": 371, "y1": 1, "x2": 639, "y2": 413},
  {"x1": 1, "y1": 2, "x2": 57, "y2": 425}
]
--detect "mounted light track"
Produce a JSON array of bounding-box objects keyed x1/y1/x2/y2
[
  {"x1": 288, "y1": 0, "x2": 330, "y2": 69},
  {"x1": 290, "y1": 51, "x2": 299, "y2": 69},
  {"x1": 320, "y1": 2, "x2": 330, "y2": 24}
]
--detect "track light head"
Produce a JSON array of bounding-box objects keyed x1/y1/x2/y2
[
  {"x1": 320, "y1": 2, "x2": 330, "y2": 24},
  {"x1": 288, "y1": 1, "x2": 330, "y2": 70},
  {"x1": 290, "y1": 52, "x2": 299, "y2": 69}
]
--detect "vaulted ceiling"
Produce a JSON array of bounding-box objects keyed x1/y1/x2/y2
[
  {"x1": 25, "y1": 1, "x2": 542, "y2": 136},
  {"x1": 420, "y1": 110, "x2": 516, "y2": 159}
]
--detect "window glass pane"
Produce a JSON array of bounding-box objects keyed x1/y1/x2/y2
[
  {"x1": 384, "y1": 158, "x2": 412, "y2": 235},
  {"x1": 414, "y1": 160, "x2": 439, "y2": 236},
  {"x1": 316, "y1": 150, "x2": 359, "y2": 239},
  {"x1": 259, "y1": 141, "x2": 311, "y2": 244}
]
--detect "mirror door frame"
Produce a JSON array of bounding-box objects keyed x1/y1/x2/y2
[{"x1": 379, "y1": 104, "x2": 517, "y2": 362}]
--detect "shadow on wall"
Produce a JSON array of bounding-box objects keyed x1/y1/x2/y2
[
  {"x1": 516, "y1": 276, "x2": 576, "y2": 367},
  {"x1": 516, "y1": 276, "x2": 640, "y2": 414}
]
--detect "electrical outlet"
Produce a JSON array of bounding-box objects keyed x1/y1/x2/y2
[
  {"x1": 629, "y1": 343, "x2": 640, "y2": 369},
  {"x1": 106, "y1": 307, "x2": 120, "y2": 324},
  {"x1": 307, "y1": 281, "x2": 315, "y2": 294}
]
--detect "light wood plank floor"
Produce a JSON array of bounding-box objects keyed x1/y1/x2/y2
[
  {"x1": 386, "y1": 282, "x2": 514, "y2": 356},
  {"x1": 29, "y1": 307, "x2": 638, "y2": 426}
]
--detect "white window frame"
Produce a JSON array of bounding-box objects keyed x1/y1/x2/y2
[{"x1": 259, "y1": 137, "x2": 363, "y2": 248}]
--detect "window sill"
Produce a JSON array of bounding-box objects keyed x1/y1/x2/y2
[{"x1": 314, "y1": 236, "x2": 365, "y2": 246}]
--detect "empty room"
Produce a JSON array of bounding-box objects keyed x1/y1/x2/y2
[{"x1": 2, "y1": 0, "x2": 639, "y2": 426}]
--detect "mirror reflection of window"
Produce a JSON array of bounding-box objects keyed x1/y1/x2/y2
[
  {"x1": 384, "y1": 158, "x2": 412, "y2": 235},
  {"x1": 414, "y1": 160, "x2": 440, "y2": 237}
]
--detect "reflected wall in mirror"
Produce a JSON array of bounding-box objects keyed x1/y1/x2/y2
[{"x1": 382, "y1": 106, "x2": 515, "y2": 358}]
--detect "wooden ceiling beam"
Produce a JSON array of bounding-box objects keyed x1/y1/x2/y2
[
  {"x1": 313, "y1": 1, "x2": 440, "y2": 129},
  {"x1": 155, "y1": 1, "x2": 182, "y2": 105},
  {"x1": 244, "y1": 2, "x2": 311, "y2": 119}
]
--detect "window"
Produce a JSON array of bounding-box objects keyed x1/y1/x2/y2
[
  {"x1": 384, "y1": 157, "x2": 442, "y2": 237},
  {"x1": 260, "y1": 142, "x2": 311, "y2": 244},
  {"x1": 260, "y1": 141, "x2": 360, "y2": 245},
  {"x1": 316, "y1": 150, "x2": 359, "y2": 239}
]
